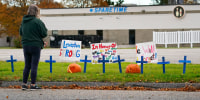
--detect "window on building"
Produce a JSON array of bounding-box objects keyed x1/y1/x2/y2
[
  {"x1": 52, "y1": 30, "x2": 58, "y2": 35},
  {"x1": 78, "y1": 30, "x2": 84, "y2": 35},
  {"x1": 96, "y1": 30, "x2": 103, "y2": 36},
  {"x1": 96, "y1": 30, "x2": 103, "y2": 40}
]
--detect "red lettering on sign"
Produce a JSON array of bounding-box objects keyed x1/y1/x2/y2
[
  {"x1": 59, "y1": 49, "x2": 62, "y2": 56},
  {"x1": 69, "y1": 50, "x2": 72, "y2": 57},
  {"x1": 92, "y1": 44, "x2": 98, "y2": 50}
]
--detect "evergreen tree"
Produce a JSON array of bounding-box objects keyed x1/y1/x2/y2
[
  {"x1": 106, "y1": 0, "x2": 114, "y2": 5},
  {"x1": 115, "y1": 0, "x2": 124, "y2": 6},
  {"x1": 154, "y1": 0, "x2": 168, "y2": 5}
]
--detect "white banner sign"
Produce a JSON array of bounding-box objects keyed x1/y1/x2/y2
[
  {"x1": 136, "y1": 42, "x2": 158, "y2": 63},
  {"x1": 59, "y1": 40, "x2": 81, "y2": 61},
  {"x1": 90, "y1": 42, "x2": 117, "y2": 64}
]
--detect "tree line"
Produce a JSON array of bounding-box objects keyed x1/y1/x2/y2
[{"x1": 0, "y1": 0, "x2": 125, "y2": 47}]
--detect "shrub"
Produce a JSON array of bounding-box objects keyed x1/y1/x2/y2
[{"x1": 13, "y1": 37, "x2": 22, "y2": 48}]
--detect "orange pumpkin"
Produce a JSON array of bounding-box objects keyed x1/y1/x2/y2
[
  {"x1": 67, "y1": 63, "x2": 81, "y2": 73},
  {"x1": 125, "y1": 64, "x2": 140, "y2": 73}
]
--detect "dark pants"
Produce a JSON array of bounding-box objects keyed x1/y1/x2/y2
[{"x1": 23, "y1": 46, "x2": 41, "y2": 84}]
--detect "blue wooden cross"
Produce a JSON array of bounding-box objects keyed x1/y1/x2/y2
[
  {"x1": 80, "y1": 55, "x2": 91, "y2": 73},
  {"x1": 179, "y1": 56, "x2": 191, "y2": 74},
  {"x1": 113, "y1": 55, "x2": 125, "y2": 73},
  {"x1": 6, "y1": 55, "x2": 17, "y2": 72},
  {"x1": 45, "y1": 55, "x2": 56, "y2": 73},
  {"x1": 136, "y1": 56, "x2": 148, "y2": 74},
  {"x1": 98, "y1": 55, "x2": 109, "y2": 73},
  {"x1": 157, "y1": 56, "x2": 170, "y2": 74}
]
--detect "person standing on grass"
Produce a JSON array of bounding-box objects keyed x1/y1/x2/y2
[{"x1": 19, "y1": 4, "x2": 47, "y2": 90}]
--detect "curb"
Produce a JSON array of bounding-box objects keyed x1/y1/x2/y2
[{"x1": 1, "y1": 81, "x2": 200, "y2": 89}]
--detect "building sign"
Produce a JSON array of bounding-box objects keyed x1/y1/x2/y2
[
  {"x1": 173, "y1": 6, "x2": 185, "y2": 18},
  {"x1": 90, "y1": 7, "x2": 127, "y2": 13},
  {"x1": 136, "y1": 42, "x2": 158, "y2": 63},
  {"x1": 59, "y1": 40, "x2": 81, "y2": 61},
  {"x1": 90, "y1": 42, "x2": 117, "y2": 64}
]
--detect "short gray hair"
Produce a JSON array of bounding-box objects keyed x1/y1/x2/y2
[{"x1": 27, "y1": 4, "x2": 40, "y2": 17}]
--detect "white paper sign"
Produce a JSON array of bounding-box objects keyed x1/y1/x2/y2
[
  {"x1": 90, "y1": 42, "x2": 117, "y2": 64},
  {"x1": 136, "y1": 42, "x2": 158, "y2": 63},
  {"x1": 59, "y1": 40, "x2": 81, "y2": 61}
]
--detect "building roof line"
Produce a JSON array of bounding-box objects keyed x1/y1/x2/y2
[{"x1": 41, "y1": 10, "x2": 200, "y2": 17}]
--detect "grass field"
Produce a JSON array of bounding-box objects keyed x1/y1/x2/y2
[{"x1": 0, "y1": 61, "x2": 200, "y2": 83}]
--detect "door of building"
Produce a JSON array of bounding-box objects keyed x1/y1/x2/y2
[{"x1": 129, "y1": 29, "x2": 135, "y2": 44}]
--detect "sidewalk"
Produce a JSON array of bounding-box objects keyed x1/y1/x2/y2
[{"x1": 0, "y1": 89, "x2": 200, "y2": 100}]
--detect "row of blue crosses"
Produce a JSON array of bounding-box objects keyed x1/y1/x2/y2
[
  {"x1": 81, "y1": 55, "x2": 125, "y2": 73},
  {"x1": 136, "y1": 56, "x2": 191, "y2": 74},
  {"x1": 6, "y1": 55, "x2": 191, "y2": 74}
]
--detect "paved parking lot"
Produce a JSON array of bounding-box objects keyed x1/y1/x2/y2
[{"x1": 0, "y1": 89, "x2": 200, "y2": 100}]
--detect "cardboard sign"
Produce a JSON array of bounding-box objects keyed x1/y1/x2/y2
[
  {"x1": 136, "y1": 42, "x2": 158, "y2": 63},
  {"x1": 91, "y1": 42, "x2": 117, "y2": 64},
  {"x1": 59, "y1": 40, "x2": 81, "y2": 61}
]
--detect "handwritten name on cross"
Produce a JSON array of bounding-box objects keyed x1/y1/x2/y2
[
  {"x1": 157, "y1": 56, "x2": 170, "y2": 74},
  {"x1": 45, "y1": 55, "x2": 56, "y2": 73},
  {"x1": 80, "y1": 55, "x2": 91, "y2": 73},
  {"x1": 136, "y1": 56, "x2": 148, "y2": 74},
  {"x1": 98, "y1": 55, "x2": 109, "y2": 73},
  {"x1": 179, "y1": 56, "x2": 191, "y2": 74},
  {"x1": 113, "y1": 55, "x2": 125, "y2": 73},
  {"x1": 6, "y1": 55, "x2": 17, "y2": 72}
]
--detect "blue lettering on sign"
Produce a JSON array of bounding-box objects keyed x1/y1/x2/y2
[
  {"x1": 65, "y1": 49, "x2": 72, "y2": 57},
  {"x1": 112, "y1": 56, "x2": 118, "y2": 60},
  {"x1": 76, "y1": 50, "x2": 80, "y2": 57},
  {"x1": 119, "y1": 7, "x2": 123, "y2": 12},
  {"x1": 90, "y1": 7, "x2": 127, "y2": 13},
  {"x1": 65, "y1": 49, "x2": 69, "y2": 57},
  {"x1": 90, "y1": 9, "x2": 93, "y2": 12},
  {"x1": 65, "y1": 49, "x2": 80, "y2": 57},
  {"x1": 109, "y1": 7, "x2": 112, "y2": 12},
  {"x1": 63, "y1": 41, "x2": 81, "y2": 48}
]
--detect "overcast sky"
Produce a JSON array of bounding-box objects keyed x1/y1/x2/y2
[{"x1": 54, "y1": 0, "x2": 153, "y2": 5}]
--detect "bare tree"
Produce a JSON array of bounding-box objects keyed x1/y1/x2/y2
[
  {"x1": 62, "y1": 0, "x2": 108, "y2": 8},
  {"x1": 1, "y1": 0, "x2": 42, "y2": 7}
]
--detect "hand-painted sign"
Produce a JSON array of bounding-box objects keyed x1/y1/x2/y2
[
  {"x1": 59, "y1": 40, "x2": 81, "y2": 61},
  {"x1": 90, "y1": 7, "x2": 127, "y2": 13},
  {"x1": 91, "y1": 42, "x2": 117, "y2": 64},
  {"x1": 136, "y1": 42, "x2": 158, "y2": 63}
]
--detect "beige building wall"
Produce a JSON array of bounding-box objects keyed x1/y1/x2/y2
[
  {"x1": 48, "y1": 30, "x2": 97, "y2": 36},
  {"x1": 103, "y1": 30, "x2": 129, "y2": 45},
  {"x1": 84, "y1": 30, "x2": 96, "y2": 35},
  {"x1": 135, "y1": 29, "x2": 153, "y2": 44},
  {"x1": 40, "y1": 5, "x2": 200, "y2": 48},
  {"x1": 47, "y1": 30, "x2": 78, "y2": 35},
  {"x1": 59, "y1": 30, "x2": 77, "y2": 35},
  {"x1": 44, "y1": 31, "x2": 52, "y2": 46},
  {"x1": 45, "y1": 29, "x2": 200, "y2": 47}
]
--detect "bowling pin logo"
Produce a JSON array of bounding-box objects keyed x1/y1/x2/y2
[{"x1": 173, "y1": 6, "x2": 185, "y2": 18}]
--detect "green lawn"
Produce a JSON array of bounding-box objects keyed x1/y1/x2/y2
[{"x1": 0, "y1": 61, "x2": 200, "y2": 83}]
